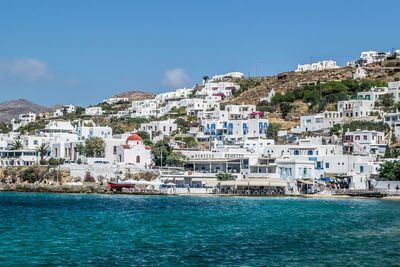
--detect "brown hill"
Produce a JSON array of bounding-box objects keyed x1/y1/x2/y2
[
  {"x1": 112, "y1": 90, "x2": 155, "y2": 102},
  {"x1": 230, "y1": 63, "x2": 400, "y2": 105},
  {"x1": 0, "y1": 99, "x2": 60, "y2": 123}
]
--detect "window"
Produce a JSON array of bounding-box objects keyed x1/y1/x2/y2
[
  {"x1": 136, "y1": 156, "x2": 140, "y2": 163},
  {"x1": 294, "y1": 150, "x2": 300, "y2": 155},
  {"x1": 355, "y1": 136, "x2": 360, "y2": 140},
  {"x1": 325, "y1": 163, "x2": 329, "y2": 169},
  {"x1": 316, "y1": 162, "x2": 322, "y2": 169},
  {"x1": 360, "y1": 166, "x2": 364, "y2": 173},
  {"x1": 113, "y1": 146, "x2": 117, "y2": 154},
  {"x1": 363, "y1": 135, "x2": 367, "y2": 140},
  {"x1": 307, "y1": 150, "x2": 313, "y2": 155}
]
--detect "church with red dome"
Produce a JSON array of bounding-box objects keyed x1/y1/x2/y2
[{"x1": 116, "y1": 134, "x2": 152, "y2": 167}]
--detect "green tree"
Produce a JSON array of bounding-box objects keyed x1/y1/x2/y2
[
  {"x1": 183, "y1": 136, "x2": 197, "y2": 148},
  {"x1": 143, "y1": 139, "x2": 153, "y2": 146},
  {"x1": 0, "y1": 122, "x2": 11, "y2": 133},
  {"x1": 136, "y1": 130, "x2": 150, "y2": 140},
  {"x1": 266, "y1": 123, "x2": 281, "y2": 139},
  {"x1": 151, "y1": 138, "x2": 172, "y2": 166},
  {"x1": 10, "y1": 139, "x2": 23, "y2": 150},
  {"x1": 202, "y1": 75, "x2": 209, "y2": 83},
  {"x1": 379, "y1": 161, "x2": 400, "y2": 180},
  {"x1": 75, "y1": 106, "x2": 85, "y2": 116},
  {"x1": 280, "y1": 102, "x2": 293, "y2": 119},
  {"x1": 216, "y1": 173, "x2": 235, "y2": 181},
  {"x1": 383, "y1": 145, "x2": 393, "y2": 158},
  {"x1": 376, "y1": 93, "x2": 394, "y2": 108},
  {"x1": 165, "y1": 151, "x2": 186, "y2": 167},
  {"x1": 35, "y1": 143, "x2": 50, "y2": 160},
  {"x1": 48, "y1": 157, "x2": 60, "y2": 166},
  {"x1": 330, "y1": 124, "x2": 342, "y2": 136},
  {"x1": 79, "y1": 137, "x2": 105, "y2": 157}
]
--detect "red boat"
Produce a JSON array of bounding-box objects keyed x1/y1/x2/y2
[{"x1": 107, "y1": 181, "x2": 136, "y2": 189}]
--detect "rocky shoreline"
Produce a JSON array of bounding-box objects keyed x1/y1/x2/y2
[
  {"x1": 0, "y1": 183, "x2": 172, "y2": 196},
  {"x1": 0, "y1": 183, "x2": 111, "y2": 194}
]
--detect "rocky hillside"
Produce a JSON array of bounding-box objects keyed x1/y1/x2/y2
[
  {"x1": 0, "y1": 99, "x2": 60, "y2": 123},
  {"x1": 112, "y1": 90, "x2": 155, "y2": 102},
  {"x1": 230, "y1": 62, "x2": 400, "y2": 105}
]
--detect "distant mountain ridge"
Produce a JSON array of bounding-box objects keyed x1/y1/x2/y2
[
  {"x1": 111, "y1": 90, "x2": 155, "y2": 101},
  {"x1": 0, "y1": 99, "x2": 61, "y2": 123}
]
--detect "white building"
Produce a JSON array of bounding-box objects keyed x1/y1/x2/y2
[
  {"x1": 42, "y1": 121, "x2": 76, "y2": 134},
  {"x1": 11, "y1": 112, "x2": 36, "y2": 131},
  {"x1": 140, "y1": 119, "x2": 177, "y2": 140},
  {"x1": 337, "y1": 99, "x2": 377, "y2": 119},
  {"x1": 210, "y1": 72, "x2": 244, "y2": 82},
  {"x1": 291, "y1": 111, "x2": 342, "y2": 133},
  {"x1": 77, "y1": 126, "x2": 113, "y2": 139},
  {"x1": 260, "y1": 89, "x2": 276, "y2": 103},
  {"x1": 0, "y1": 149, "x2": 39, "y2": 166},
  {"x1": 103, "y1": 97, "x2": 129, "y2": 105},
  {"x1": 85, "y1": 107, "x2": 103, "y2": 116},
  {"x1": 353, "y1": 67, "x2": 367, "y2": 80},
  {"x1": 384, "y1": 112, "x2": 400, "y2": 139},
  {"x1": 116, "y1": 134, "x2": 152, "y2": 168},
  {"x1": 197, "y1": 82, "x2": 239, "y2": 97},
  {"x1": 343, "y1": 130, "x2": 386, "y2": 156},
  {"x1": 155, "y1": 88, "x2": 193, "y2": 102},
  {"x1": 130, "y1": 100, "x2": 160, "y2": 118},
  {"x1": 186, "y1": 98, "x2": 220, "y2": 116},
  {"x1": 296, "y1": 60, "x2": 339, "y2": 72},
  {"x1": 347, "y1": 51, "x2": 390, "y2": 67},
  {"x1": 53, "y1": 105, "x2": 76, "y2": 117}
]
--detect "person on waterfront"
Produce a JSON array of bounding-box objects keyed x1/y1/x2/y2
[
  {"x1": 396, "y1": 185, "x2": 399, "y2": 192},
  {"x1": 388, "y1": 184, "x2": 391, "y2": 192}
]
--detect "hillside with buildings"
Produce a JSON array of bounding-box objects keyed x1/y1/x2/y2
[
  {"x1": 2, "y1": 49, "x2": 400, "y2": 197},
  {"x1": 230, "y1": 60, "x2": 400, "y2": 105},
  {"x1": 0, "y1": 99, "x2": 61, "y2": 123}
]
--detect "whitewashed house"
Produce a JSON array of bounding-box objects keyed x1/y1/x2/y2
[
  {"x1": 140, "y1": 119, "x2": 177, "y2": 140},
  {"x1": 53, "y1": 105, "x2": 75, "y2": 117},
  {"x1": 85, "y1": 107, "x2": 103, "y2": 116},
  {"x1": 196, "y1": 82, "x2": 239, "y2": 97},
  {"x1": 11, "y1": 112, "x2": 36, "y2": 131},
  {"x1": 343, "y1": 130, "x2": 386, "y2": 156},
  {"x1": 77, "y1": 126, "x2": 113, "y2": 139},
  {"x1": 210, "y1": 72, "x2": 244, "y2": 82},
  {"x1": 347, "y1": 51, "x2": 390, "y2": 67},
  {"x1": 337, "y1": 99, "x2": 377, "y2": 119},
  {"x1": 296, "y1": 61, "x2": 339, "y2": 72},
  {"x1": 130, "y1": 100, "x2": 160, "y2": 118},
  {"x1": 103, "y1": 97, "x2": 129, "y2": 105}
]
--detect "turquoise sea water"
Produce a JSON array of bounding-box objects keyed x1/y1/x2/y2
[{"x1": 1, "y1": 193, "x2": 400, "y2": 266}]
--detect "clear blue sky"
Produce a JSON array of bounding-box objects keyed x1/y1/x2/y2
[{"x1": 0, "y1": 0, "x2": 399, "y2": 107}]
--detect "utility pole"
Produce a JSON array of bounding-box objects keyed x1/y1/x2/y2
[
  {"x1": 256, "y1": 63, "x2": 258, "y2": 78},
  {"x1": 160, "y1": 149, "x2": 163, "y2": 169}
]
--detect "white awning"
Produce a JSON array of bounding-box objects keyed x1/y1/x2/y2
[{"x1": 220, "y1": 178, "x2": 287, "y2": 187}]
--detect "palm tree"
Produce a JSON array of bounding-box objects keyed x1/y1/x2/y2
[
  {"x1": 10, "y1": 139, "x2": 23, "y2": 150},
  {"x1": 202, "y1": 75, "x2": 209, "y2": 84},
  {"x1": 35, "y1": 143, "x2": 50, "y2": 160}
]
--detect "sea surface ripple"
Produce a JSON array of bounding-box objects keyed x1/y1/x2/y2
[{"x1": 0, "y1": 192, "x2": 399, "y2": 266}]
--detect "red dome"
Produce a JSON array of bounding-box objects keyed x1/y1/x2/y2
[
  {"x1": 145, "y1": 145, "x2": 151, "y2": 150},
  {"x1": 127, "y1": 134, "x2": 143, "y2": 141}
]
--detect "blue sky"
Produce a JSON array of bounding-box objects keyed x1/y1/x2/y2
[{"x1": 0, "y1": 0, "x2": 399, "y2": 107}]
